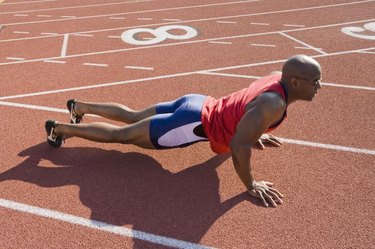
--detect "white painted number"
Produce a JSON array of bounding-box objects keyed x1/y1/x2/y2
[
  {"x1": 341, "y1": 22, "x2": 375, "y2": 40},
  {"x1": 121, "y1": 25, "x2": 198, "y2": 45}
]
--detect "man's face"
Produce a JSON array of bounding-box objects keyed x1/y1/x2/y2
[{"x1": 294, "y1": 70, "x2": 322, "y2": 101}]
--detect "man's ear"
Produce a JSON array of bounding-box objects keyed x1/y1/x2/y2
[{"x1": 290, "y1": 77, "x2": 299, "y2": 89}]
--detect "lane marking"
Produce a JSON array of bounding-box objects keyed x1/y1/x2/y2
[
  {"x1": 83, "y1": 63, "x2": 108, "y2": 67},
  {"x1": 0, "y1": 72, "x2": 197, "y2": 100},
  {"x1": 108, "y1": 35, "x2": 121, "y2": 39},
  {"x1": 109, "y1": 17, "x2": 126, "y2": 20},
  {"x1": 282, "y1": 138, "x2": 375, "y2": 155},
  {"x1": 0, "y1": 0, "x2": 153, "y2": 15},
  {"x1": 3, "y1": 17, "x2": 373, "y2": 64},
  {"x1": 206, "y1": 47, "x2": 375, "y2": 72},
  {"x1": 0, "y1": 199, "x2": 215, "y2": 249},
  {"x1": 217, "y1": 20, "x2": 237, "y2": 24},
  {"x1": 60, "y1": 16, "x2": 77, "y2": 18},
  {"x1": 138, "y1": 18, "x2": 153, "y2": 21},
  {"x1": 125, "y1": 66, "x2": 154, "y2": 70},
  {"x1": 279, "y1": 32, "x2": 327, "y2": 55},
  {"x1": 37, "y1": 14, "x2": 52, "y2": 17},
  {"x1": 73, "y1": 33, "x2": 93, "y2": 37},
  {"x1": 283, "y1": 24, "x2": 306, "y2": 27},
  {"x1": 0, "y1": 48, "x2": 374, "y2": 103},
  {"x1": 250, "y1": 43, "x2": 276, "y2": 47},
  {"x1": 60, "y1": 34, "x2": 69, "y2": 57},
  {"x1": 198, "y1": 71, "x2": 375, "y2": 91},
  {"x1": 6, "y1": 57, "x2": 25, "y2": 61},
  {"x1": 320, "y1": 82, "x2": 375, "y2": 91},
  {"x1": 294, "y1": 46, "x2": 323, "y2": 50},
  {"x1": 198, "y1": 71, "x2": 260, "y2": 79},
  {"x1": 12, "y1": 31, "x2": 30, "y2": 34},
  {"x1": 163, "y1": 19, "x2": 181, "y2": 21},
  {"x1": 251, "y1": 22, "x2": 270, "y2": 26},
  {"x1": 208, "y1": 41, "x2": 232, "y2": 44},
  {"x1": 2, "y1": 0, "x2": 56, "y2": 5},
  {"x1": 13, "y1": 14, "x2": 29, "y2": 17},
  {"x1": 2, "y1": 4, "x2": 375, "y2": 44},
  {"x1": 44, "y1": 59, "x2": 66, "y2": 64},
  {"x1": 0, "y1": 100, "x2": 374, "y2": 156},
  {"x1": 41, "y1": 32, "x2": 58, "y2": 35},
  {"x1": 357, "y1": 51, "x2": 375, "y2": 54}
]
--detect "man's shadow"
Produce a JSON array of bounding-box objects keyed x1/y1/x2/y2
[{"x1": 0, "y1": 143, "x2": 253, "y2": 247}]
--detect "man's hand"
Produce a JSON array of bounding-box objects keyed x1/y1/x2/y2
[
  {"x1": 248, "y1": 181, "x2": 284, "y2": 207},
  {"x1": 253, "y1": 134, "x2": 283, "y2": 150}
]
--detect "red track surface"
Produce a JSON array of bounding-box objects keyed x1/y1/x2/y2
[{"x1": 1, "y1": 0, "x2": 374, "y2": 248}]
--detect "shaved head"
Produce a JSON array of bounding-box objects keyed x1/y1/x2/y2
[{"x1": 281, "y1": 55, "x2": 321, "y2": 81}]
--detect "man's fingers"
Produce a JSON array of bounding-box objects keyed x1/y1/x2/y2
[
  {"x1": 257, "y1": 190, "x2": 269, "y2": 207},
  {"x1": 268, "y1": 187, "x2": 284, "y2": 198},
  {"x1": 263, "y1": 181, "x2": 274, "y2": 186},
  {"x1": 258, "y1": 140, "x2": 265, "y2": 149},
  {"x1": 267, "y1": 190, "x2": 283, "y2": 204},
  {"x1": 262, "y1": 190, "x2": 277, "y2": 207}
]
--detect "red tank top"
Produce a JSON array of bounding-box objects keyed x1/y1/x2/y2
[{"x1": 201, "y1": 74, "x2": 287, "y2": 154}]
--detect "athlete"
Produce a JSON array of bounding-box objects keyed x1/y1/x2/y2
[{"x1": 45, "y1": 54, "x2": 322, "y2": 207}]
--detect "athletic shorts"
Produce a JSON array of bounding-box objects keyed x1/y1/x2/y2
[{"x1": 149, "y1": 94, "x2": 209, "y2": 149}]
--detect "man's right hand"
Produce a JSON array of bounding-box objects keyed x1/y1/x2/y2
[{"x1": 248, "y1": 181, "x2": 284, "y2": 207}]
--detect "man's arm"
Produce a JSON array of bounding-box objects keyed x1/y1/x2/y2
[{"x1": 229, "y1": 92, "x2": 285, "y2": 207}]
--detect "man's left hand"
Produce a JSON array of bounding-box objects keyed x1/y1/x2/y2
[{"x1": 253, "y1": 134, "x2": 283, "y2": 150}]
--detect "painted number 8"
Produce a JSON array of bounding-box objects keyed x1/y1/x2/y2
[
  {"x1": 341, "y1": 22, "x2": 375, "y2": 40},
  {"x1": 121, "y1": 25, "x2": 198, "y2": 45}
]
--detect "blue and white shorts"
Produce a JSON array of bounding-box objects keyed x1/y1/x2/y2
[{"x1": 149, "y1": 94, "x2": 209, "y2": 149}]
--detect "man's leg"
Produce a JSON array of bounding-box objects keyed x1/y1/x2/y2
[
  {"x1": 72, "y1": 101, "x2": 157, "y2": 124},
  {"x1": 53, "y1": 118, "x2": 155, "y2": 149}
]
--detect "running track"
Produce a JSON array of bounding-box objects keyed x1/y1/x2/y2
[{"x1": 0, "y1": 0, "x2": 374, "y2": 248}]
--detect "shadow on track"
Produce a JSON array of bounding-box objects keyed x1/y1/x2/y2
[{"x1": 0, "y1": 143, "x2": 254, "y2": 247}]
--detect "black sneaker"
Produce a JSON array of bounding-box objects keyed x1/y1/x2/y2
[
  {"x1": 45, "y1": 120, "x2": 63, "y2": 148},
  {"x1": 67, "y1": 99, "x2": 84, "y2": 124}
]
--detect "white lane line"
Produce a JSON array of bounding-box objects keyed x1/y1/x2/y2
[
  {"x1": 0, "y1": 0, "x2": 252, "y2": 16},
  {"x1": 208, "y1": 41, "x2": 232, "y2": 45},
  {"x1": 41, "y1": 32, "x2": 58, "y2": 35},
  {"x1": 294, "y1": 46, "x2": 323, "y2": 50},
  {"x1": 138, "y1": 18, "x2": 153, "y2": 20},
  {"x1": 216, "y1": 20, "x2": 237, "y2": 24},
  {"x1": 108, "y1": 36, "x2": 121, "y2": 39},
  {"x1": 37, "y1": 14, "x2": 52, "y2": 17},
  {"x1": 250, "y1": 22, "x2": 269, "y2": 25},
  {"x1": 0, "y1": 198, "x2": 215, "y2": 249},
  {"x1": 73, "y1": 33, "x2": 93, "y2": 37},
  {"x1": 0, "y1": 72, "x2": 196, "y2": 101},
  {"x1": 12, "y1": 31, "x2": 30, "y2": 34},
  {"x1": 6, "y1": 57, "x2": 25, "y2": 61},
  {"x1": 279, "y1": 32, "x2": 327, "y2": 55},
  {"x1": 199, "y1": 71, "x2": 375, "y2": 91},
  {"x1": 320, "y1": 82, "x2": 375, "y2": 91},
  {"x1": 357, "y1": 51, "x2": 375, "y2": 54},
  {"x1": 1, "y1": 3, "x2": 374, "y2": 44},
  {"x1": 60, "y1": 34, "x2": 69, "y2": 57},
  {"x1": 83, "y1": 63, "x2": 108, "y2": 67},
  {"x1": 163, "y1": 18, "x2": 181, "y2": 21},
  {"x1": 109, "y1": 17, "x2": 126, "y2": 20},
  {"x1": 0, "y1": 100, "x2": 374, "y2": 156},
  {"x1": 251, "y1": 43, "x2": 276, "y2": 47},
  {"x1": 283, "y1": 24, "x2": 306, "y2": 27},
  {"x1": 2, "y1": 0, "x2": 56, "y2": 5},
  {"x1": 13, "y1": 14, "x2": 29, "y2": 17},
  {"x1": 282, "y1": 138, "x2": 375, "y2": 155},
  {"x1": 125, "y1": 66, "x2": 154, "y2": 70},
  {"x1": 44, "y1": 59, "x2": 66, "y2": 64},
  {"x1": 60, "y1": 16, "x2": 77, "y2": 18},
  {"x1": 199, "y1": 71, "x2": 260, "y2": 79}
]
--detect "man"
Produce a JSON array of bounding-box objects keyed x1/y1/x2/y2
[{"x1": 45, "y1": 54, "x2": 322, "y2": 207}]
